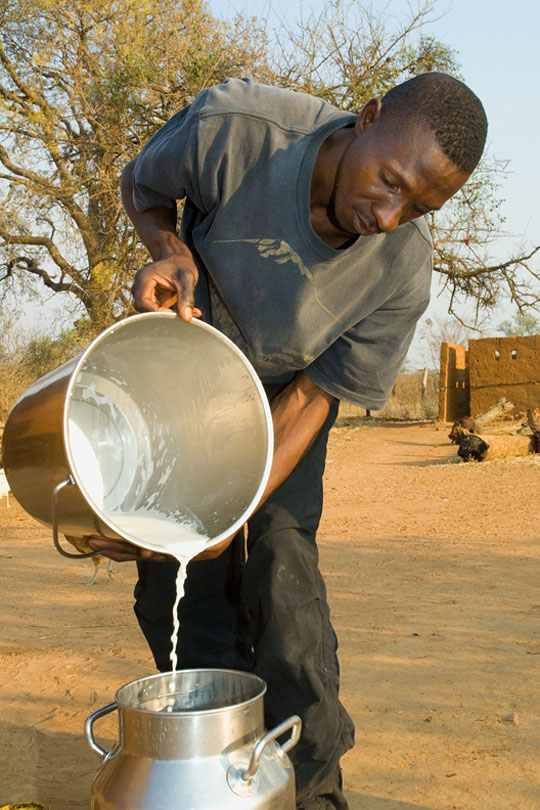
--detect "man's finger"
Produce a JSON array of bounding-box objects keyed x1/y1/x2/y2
[
  {"x1": 85, "y1": 536, "x2": 171, "y2": 563},
  {"x1": 132, "y1": 268, "x2": 176, "y2": 312},
  {"x1": 175, "y1": 268, "x2": 197, "y2": 321}
]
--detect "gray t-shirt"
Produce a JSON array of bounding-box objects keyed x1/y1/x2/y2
[{"x1": 132, "y1": 78, "x2": 432, "y2": 408}]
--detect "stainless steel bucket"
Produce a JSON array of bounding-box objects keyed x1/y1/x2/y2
[
  {"x1": 86, "y1": 669, "x2": 300, "y2": 809},
  {"x1": 2, "y1": 313, "x2": 273, "y2": 555}
]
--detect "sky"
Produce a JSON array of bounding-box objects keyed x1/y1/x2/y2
[{"x1": 14, "y1": 0, "x2": 540, "y2": 365}]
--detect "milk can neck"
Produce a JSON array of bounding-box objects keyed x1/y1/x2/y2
[{"x1": 115, "y1": 669, "x2": 267, "y2": 759}]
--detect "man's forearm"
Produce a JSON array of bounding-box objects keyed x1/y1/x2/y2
[
  {"x1": 121, "y1": 160, "x2": 188, "y2": 262},
  {"x1": 261, "y1": 372, "x2": 335, "y2": 503},
  {"x1": 122, "y1": 160, "x2": 200, "y2": 316}
]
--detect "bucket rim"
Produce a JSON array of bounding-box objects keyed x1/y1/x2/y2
[
  {"x1": 113, "y1": 667, "x2": 267, "y2": 716},
  {"x1": 62, "y1": 312, "x2": 274, "y2": 552}
]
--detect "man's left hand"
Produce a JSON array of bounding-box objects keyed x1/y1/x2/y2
[{"x1": 84, "y1": 531, "x2": 239, "y2": 563}]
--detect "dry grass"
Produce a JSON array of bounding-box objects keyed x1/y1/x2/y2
[
  {"x1": 338, "y1": 368, "x2": 438, "y2": 422},
  {"x1": 0, "y1": 360, "x2": 31, "y2": 424}
]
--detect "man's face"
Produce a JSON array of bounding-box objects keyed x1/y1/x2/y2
[{"x1": 331, "y1": 105, "x2": 470, "y2": 237}]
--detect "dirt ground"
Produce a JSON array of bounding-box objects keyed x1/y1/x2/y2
[{"x1": 1, "y1": 420, "x2": 539, "y2": 810}]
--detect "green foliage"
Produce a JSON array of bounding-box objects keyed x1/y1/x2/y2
[
  {"x1": 21, "y1": 328, "x2": 85, "y2": 379},
  {"x1": 498, "y1": 312, "x2": 540, "y2": 336},
  {"x1": 0, "y1": 313, "x2": 30, "y2": 420},
  {"x1": 0, "y1": 315, "x2": 95, "y2": 418}
]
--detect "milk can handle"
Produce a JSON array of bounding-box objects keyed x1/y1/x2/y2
[
  {"x1": 85, "y1": 702, "x2": 118, "y2": 758},
  {"x1": 52, "y1": 476, "x2": 102, "y2": 559},
  {"x1": 241, "y1": 714, "x2": 302, "y2": 782}
]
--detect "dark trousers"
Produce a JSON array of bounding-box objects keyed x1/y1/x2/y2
[{"x1": 134, "y1": 400, "x2": 354, "y2": 807}]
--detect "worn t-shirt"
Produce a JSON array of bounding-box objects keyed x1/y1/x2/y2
[{"x1": 132, "y1": 78, "x2": 432, "y2": 408}]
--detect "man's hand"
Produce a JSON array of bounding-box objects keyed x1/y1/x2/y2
[
  {"x1": 84, "y1": 529, "x2": 239, "y2": 563},
  {"x1": 85, "y1": 535, "x2": 172, "y2": 562},
  {"x1": 121, "y1": 159, "x2": 201, "y2": 321},
  {"x1": 131, "y1": 254, "x2": 202, "y2": 321}
]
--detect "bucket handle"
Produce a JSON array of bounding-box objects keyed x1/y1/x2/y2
[
  {"x1": 52, "y1": 476, "x2": 103, "y2": 559},
  {"x1": 239, "y1": 714, "x2": 302, "y2": 785},
  {"x1": 85, "y1": 702, "x2": 118, "y2": 758}
]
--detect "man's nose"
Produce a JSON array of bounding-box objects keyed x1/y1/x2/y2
[{"x1": 374, "y1": 201, "x2": 403, "y2": 232}]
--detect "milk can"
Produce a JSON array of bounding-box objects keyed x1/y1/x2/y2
[{"x1": 85, "y1": 669, "x2": 301, "y2": 809}]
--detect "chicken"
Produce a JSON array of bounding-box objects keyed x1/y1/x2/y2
[
  {"x1": 455, "y1": 431, "x2": 489, "y2": 462},
  {"x1": 0, "y1": 468, "x2": 11, "y2": 508},
  {"x1": 64, "y1": 535, "x2": 113, "y2": 585},
  {"x1": 448, "y1": 416, "x2": 478, "y2": 444}
]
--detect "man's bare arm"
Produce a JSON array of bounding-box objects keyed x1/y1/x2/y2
[
  {"x1": 121, "y1": 160, "x2": 201, "y2": 320},
  {"x1": 261, "y1": 371, "x2": 335, "y2": 500},
  {"x1": 188, "y1": 372, "x2": 335, "y2": 560}
]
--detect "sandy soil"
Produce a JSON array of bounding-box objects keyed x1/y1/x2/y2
[{"x1": 1, "y1": 420, "x2": 539, "y2": 809}]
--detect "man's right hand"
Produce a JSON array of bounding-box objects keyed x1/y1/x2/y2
[
  {"x1": 120, "y1": 160, "x2": 201, "y2": 321},
  {"x1": 132, "y1": 254, "x2": 202, "y2": 321}
]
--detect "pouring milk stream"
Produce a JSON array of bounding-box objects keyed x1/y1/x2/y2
[
  {"x1": 69, "y1": 412, "x2": 212, "y2": 676},
  {"x1": 109, "y1": 512, "x2": 210, "y2": 675}
]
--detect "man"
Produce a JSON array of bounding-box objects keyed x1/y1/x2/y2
[{"x1": 88, "y1": 72, "x2": 487, "y2": 808}]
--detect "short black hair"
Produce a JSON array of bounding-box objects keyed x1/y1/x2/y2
[{"x1": 381, "y1": 72, "x2": 487, "y2": 174}]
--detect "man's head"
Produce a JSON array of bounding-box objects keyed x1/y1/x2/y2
[
  {"x1": 380, "y1": 72, "x2": 487, "y2": 175},
  {"x1": 328, "y1": 72, "x2": 487, "y2": 237}
]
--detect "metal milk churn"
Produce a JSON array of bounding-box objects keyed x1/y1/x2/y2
[{"x1": 85, "y1": 669, "x2": 301, "y2": 809}]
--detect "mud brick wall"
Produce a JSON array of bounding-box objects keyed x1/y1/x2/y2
[
  {"x1": 468, "y1": 335, "x2": 540, "y2": 415},
  {"x1": 439, "y1": 342, "x2": 469, "y2": 421}
]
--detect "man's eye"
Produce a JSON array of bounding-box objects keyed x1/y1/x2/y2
[{"x1": 382, "y1": 173, "x2": 398, "y2": 191}]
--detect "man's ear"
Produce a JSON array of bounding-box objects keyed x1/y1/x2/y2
[{"x1": 354, "y1": 97, "x2": 382, "y2": 133}]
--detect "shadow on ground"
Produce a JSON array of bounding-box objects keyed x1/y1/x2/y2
[{"x1": 0, "y1": 719, "x2": 103, "y2": 810}]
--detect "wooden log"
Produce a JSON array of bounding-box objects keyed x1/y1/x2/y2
[
  {"x1": 473, "y1": 397, "x2": 515, "y2": 431},
  {"x1": 480, "y1": 433, "x2": 535, "y2": 460},
  {"x1": 457, "y1": 431, "x2": 535, "y2": 462},
  {"x1": 527, "y1": 408, "x2": 540, "y2": 436}
]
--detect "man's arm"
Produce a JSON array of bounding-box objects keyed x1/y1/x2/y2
[
  {"x1": 121, "y1": 159, "x2": 201, "y2": 321},
  {"x1": 262, "y1": 372, "x2": 334, "y2": 500}
]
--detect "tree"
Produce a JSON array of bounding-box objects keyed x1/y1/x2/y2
[
  {"x1": 429, "y1": 164, "x2": 540, "y2": 319},
  {"x1": 0, "y1": 0, "x2": 539, "y2": 337},
  {"x1": 498, "y1": 311, "x2": 540, "y2": 336},
  {"x1": 0, "y1": 0, "x2": 270, "y2": 333},
  {"x1": 0, "y1": 310, "x2": 30, "y2": 420}
]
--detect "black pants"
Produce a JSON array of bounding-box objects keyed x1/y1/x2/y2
[{"x1": 134, "y1": 400, "x2": 354, "y2": 807}]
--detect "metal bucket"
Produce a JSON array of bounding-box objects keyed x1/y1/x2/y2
[
  {"x1": 2, "y1": 313, "x2": 273, "y2": 555},
  {"x1": 86, "y1": 669, "x2": 300, "y2": 809}
]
